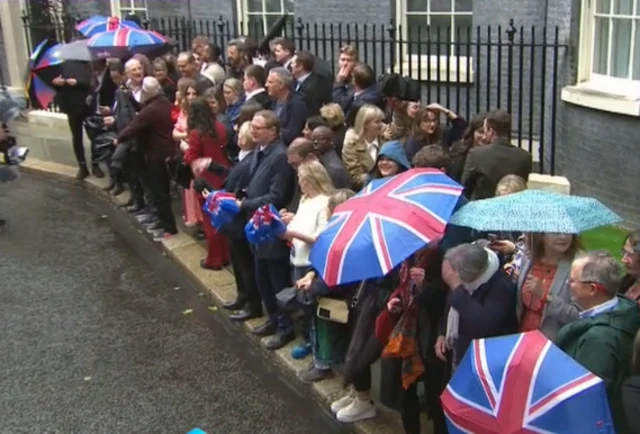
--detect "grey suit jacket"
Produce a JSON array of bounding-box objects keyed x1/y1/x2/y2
[{"x1": 516, "y1": 257, "x2": 580, "y2": 342}]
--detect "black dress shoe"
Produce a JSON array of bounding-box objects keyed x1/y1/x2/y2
[
  {"x1": 265, "y1": 330, "x2": 295, "y2": 351},
  {"x1": 75, "y1": 165, "x2": 90, "y2": 180},
  {"x1": 230, "y1": 308, "x2": 263, "y2": 322},
  {"x1": 92, "y1": 164, "x2": 105, "y2": 178},
  {"x1": 251, "y1": 321, "x2": 277, "y2": 337},
  {"x1": 127, "y1": 204, "x2": 145, "y2": 214},
  {"x1": 111, "y1": 184, "x2": 124, "y2": 196},
  {"x1": 222, "y1": 298, "x2": 246, "y2": 310}
]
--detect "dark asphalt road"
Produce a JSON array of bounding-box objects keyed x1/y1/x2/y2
[{"x1": 0, "y1": 174, "x2": 349, "y2": 434}]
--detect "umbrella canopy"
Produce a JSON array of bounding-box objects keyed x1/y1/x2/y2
[
  {"x1": 27, "y1": 41, "x2": 64, "y2": 109},
  {"x1": 87, "y1": 28, "x2": 170, "y2": 59},
  {"x1": 441, "y1": 331, "x2": 614, "y2": 434},
  {"x1": 449, "y1": 189, "x2": 622, "y2": 234},
  {"x1": 202, "y1": 190, "x2": 240, "y2": 231},
  {"x1": 310, "y1": 168, "x2": 463, "y2": 287},
  {"x1": 244, "y1": 204, "x2": 287, "y2": 244},
  {"x1": 76, "y1": 15, "x2": 142, "y2": 38}
]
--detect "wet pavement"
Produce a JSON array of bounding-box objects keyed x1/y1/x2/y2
[{"x1": 0, "y1": 174, "x2": 350, "y2": 434}]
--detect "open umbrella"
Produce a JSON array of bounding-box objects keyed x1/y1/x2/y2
[
  {"x1": 202, "y1": 190, "x2": 240, "y2": 231},
  {"x1": 309, "y1": 168, "x2": 463, "y2": 287},
  {"x1": 441, "y1": 330, "x2": 614, "y2": 433},
  {"x1": 449, "y1": 189, "x2": 622, "y2": 234},
  {"x1": 86, "y1": 28, "x2": 170, "y2": 59},
  {"x1": 76, "y1": 15, "x2": 142, "y2": 38},
  {"x1": 27, "y1": 40, "x2": 63, "y2": 109},
  {"x1": 244, "y1": 204, "x2": 287, "y2": 245}
]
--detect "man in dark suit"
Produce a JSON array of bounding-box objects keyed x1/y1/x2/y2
[
  {"x1": 239, "y1": 110, "x2": 296, "y2": 350},
  {"x1": 266, "y1": 67, "x2": 308, "y2": 146},
  {"x1": 226, "y1": 38, "x2": 251, "y2": 80},
  {"x1": 311, "y1": 126, "x2": 352, "y2": 189},
  {"x1": 461, "y1": 109, "x2": 533, "y2": 200},
  {"x1": 292, "y1": 51, "x2": 332, "y2": 115},
  {"x1": 242, "y1": 64, "x2": 271, "y2": 109},
  {"x1": 176, "y1": 51, "x2": 214, "y2": 95},
  {"x1": 333, "y1": 62, "x2": 384, "y2": 122}
]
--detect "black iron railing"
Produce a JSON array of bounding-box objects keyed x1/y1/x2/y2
[{"x1": 21, "y1": 12, "x2": 567, "y2": 174}]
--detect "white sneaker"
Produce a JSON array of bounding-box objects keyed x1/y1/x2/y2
[
  {"x1": 336, "y1": 398, "x2": 377, "y2": 423},
  {"x1": 330, "y1": 393, "x2": 354, "y2": 414}
]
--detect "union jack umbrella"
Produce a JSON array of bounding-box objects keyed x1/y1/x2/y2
[
  {"x1": 26, "y1": 40, "x2": 63, "y2": 109},
  {"x1": 201, "y1": 190, "x2": 240, "y2": 231},
  {"x1": 86, "y1": 28, "x2": 170, "y2": 59},
  {"x1": 244, "y1": 204, "x2": 287, "y2": 245},
  {"x1": 309, "y1": 168, "x2": 463, "y2": 287},
  {"x1": 76, "y1": 15, "x2": 142, "y2": 38},
  {"x1": 441, "y1": 331, "x2": 615, "y2": 434}
]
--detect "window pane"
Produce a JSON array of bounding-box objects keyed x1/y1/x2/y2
[
  {"x1": 407, "y1": 15, "x2": 428, "y2": 50},
  {"x1": 284, "y1": 0, "x2": 294, "y2": 13},
  {"x1": 247, "y1": 0, "x2": 263, "y2": 13},
  {"x1": 633, "y1": 20, "x2": 640, "y2": 79},
  {"x1": 597, "y1": 0, "x2": 611, "y2": 13},
  {"x1": 611, "y1": 18, "x2": 632, "y2": 77},
  {"x1": 407, "y1": 0, "x2": 428, "y2": 12},
  {"x1": 430, "y1": 14, "x2": 454, "y2": 53},
  {"x1": 614, "y1": 0, "x2": 633, "y2": 14},
  {"x1": 455, "y1": 0, "x2": 472, "y2": 12},
  {"x1": 247, "y1": 15, "x2": 265, "y2": 37},
  {"x1": 593, "y1": 17, "x2": 610, "y2": 74},
  {"x1": 120, "y1": 0, "x2": 133, "y2": 8},
  {"x1": 265, "y1": 0, "x2": 283, "y2": 13},
  {"x1": 453, "y1": 14, "x2": 472, "y2": 56},
  {"x1": 266, "y1": 15, "x2": 286, "y2": 30},
  {"x1": 431, "y1": 0, "x2": 454, "y2": 13},
  {"x1": 131, "y1": 0, "x2": 146, "y2": 7}
]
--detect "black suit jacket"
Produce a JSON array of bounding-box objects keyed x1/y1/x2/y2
[
  {"x1": 241, "y1": 140, "x2": 295, "y2": 259},
  {"x1": 245, "y1": 90, "x2": 272, "y2": 110},
  {"x1": 320, "y1": 149, "x2": 352, "y2": 189},
  {"x1": 220, "y1": 154, "x2": 253, "y2": 240},
  {"x1": 332, "y1": 83, "x2": 384, "y2": 120},
  {"x1": 95, "y1": 69, "x2": 116, "y2": 110},
  {"x1": 461, "y1": 138, "x2": 533, "y2": 200},
  {"x1": 194, "y1": 73, "x2": 215, "y2": 95},
  {"x1": 296, "y1": 72, "x2": 331, "y2": 115},
  {"x1": 274, "y1": 92, "x2": 308, "y2": 146}
]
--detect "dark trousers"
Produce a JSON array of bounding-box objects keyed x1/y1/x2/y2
[
  {"x1": 352, "y1": 364, "x2": 371, "y2": 392},
  {"x1": 145, "y1": 159, "x2": 177, "y2": 233},
  {"x1": 67, "y1": 112, "x2": 92, "y2": 166},
  {"x1": 254, "y1": 257, "x2": 292, "y2": 331},
  {"x1": 228, "y1": 237, "x2": 260, "y2": 309},
  {"x1": 124, "y1": 150, "x2": 146, "y2": 208}
]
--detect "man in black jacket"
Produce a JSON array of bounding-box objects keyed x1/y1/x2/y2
[
  {"x1": 292, "y1": 51, "x2": 332, "y2": 115},
  {"x1": 266, "y1": 67, "x2": 308, "y2": 146},
  {"x1": 242, "y1": 64, "x2": 271, "y2": 109},
  {"x1": 333, "y1": 62, "x2": 384, "y2": 122},
  {"x1": 239, "y1": 110, "x2": 295, "y2": 350}
]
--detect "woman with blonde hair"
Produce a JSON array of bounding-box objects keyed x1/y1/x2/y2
[
  {"x1": 320, "y1": 103, "x2": 347, "y2": 155},
  {"x1": 222, "y1": 78, "x2": 245, "y2": 126},
  {"x1": 342, "y1": 104, "x2": 385, "y2": 189}
]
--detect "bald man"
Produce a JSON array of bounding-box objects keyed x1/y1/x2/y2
[{"x1": 311, "y1": 126, "x2": 352, "y2": 189}]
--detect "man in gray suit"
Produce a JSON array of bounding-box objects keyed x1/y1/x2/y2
[{"x1": 461, "y1": 109, "x2": 532, "y2": 200}]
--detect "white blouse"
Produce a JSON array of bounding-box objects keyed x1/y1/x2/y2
[{"x1": 288, "y1": 194, "x2": 330, "y2": 267}]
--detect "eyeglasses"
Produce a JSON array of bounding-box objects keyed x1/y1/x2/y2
[
  {"x1": 250, "y1": 124, "x2": 269, "y2": 131},
  {"x1": 622, "y1": 249, "x2": 637, "y2": 258},
  {"x1": 568, "y1": 279, "x2": 609, "y2": 295}
]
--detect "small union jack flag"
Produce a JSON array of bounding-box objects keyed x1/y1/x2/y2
[
  {"x1": 441, "y1": 331, "x2": 615, "y2": 434},
  {"x1": 309, "y1": 168, "x2": 463, "y2": 286}
]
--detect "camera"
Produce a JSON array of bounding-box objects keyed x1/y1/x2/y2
[{"x1": 0, "y1": 134, "x2": 28, "y2": 166}]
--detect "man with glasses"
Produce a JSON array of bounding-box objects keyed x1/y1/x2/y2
[
  {"x1": 557, "y1": 251, "x2": 640, "y2": 433},
  {"x1": 237, "y1": 110, "x2": 296, "y2": 351}
]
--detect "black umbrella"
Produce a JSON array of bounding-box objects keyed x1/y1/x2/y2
[{"x1": 257, "y1": 13, "x2": 289, "y2": 55}]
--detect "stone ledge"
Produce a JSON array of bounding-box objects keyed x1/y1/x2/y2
[
  {"x1": 528, "y1": 173, "x2": 571, "y2": 195},
  {"x1": 19, "y1": 157, "x2": 404, "y2": 434},
  {"x1": 26, "y1": 110, "x2": 71, "y2": 130}
]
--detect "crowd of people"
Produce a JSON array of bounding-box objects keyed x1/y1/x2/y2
[{"x1": 50, "y1": 32, "x2": 640, "y2": 434}]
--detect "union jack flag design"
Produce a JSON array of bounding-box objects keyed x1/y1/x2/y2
[
  {"x1": 309, "y1": 168, "x2": 463, "y2": 287},
  {"x1": 87, "y1": 28, "x2": 168, "y2": 59},
  {"x1": 202, "y1": 191, "x2": 239, "y2": 230},
  {"x1": 441, "y1": 331, "x2": 615, "y2": 434}
]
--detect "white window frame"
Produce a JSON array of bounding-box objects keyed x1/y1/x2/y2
[
  {"x1": 562, "y1": 0, "x2": 640, "y2": 116},
  {"x1": 109, "y1": 0, "x2": 149, "y2": 19},
  {"x1": 394, "y1": 0, "x2": 474, "y2": 83},
  {"x1": 236, "y1": 0, "x2": 294, "y2": 36}
]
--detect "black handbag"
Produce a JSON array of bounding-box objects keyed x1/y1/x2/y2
[{"x1": 93, "y1": 131, "x2": 117, "y2": 162}]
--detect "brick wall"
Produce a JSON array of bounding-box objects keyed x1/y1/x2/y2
[{"x1": 67, "y1": 0, "x2": 110, "y2": 17}]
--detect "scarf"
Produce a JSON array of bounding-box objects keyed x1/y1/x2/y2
[
  {"x1": 446, "y1": 248, "x2": 500, "y2": 349},
  {"x1": 381, "y1": 247, "x2": 436, "y2": 390}
]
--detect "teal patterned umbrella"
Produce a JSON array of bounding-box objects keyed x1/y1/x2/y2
[{"x1": 449, "y1": 190, "x2": 622, "y2": 234}]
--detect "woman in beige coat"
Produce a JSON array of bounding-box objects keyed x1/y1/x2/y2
[{"x1": 341, "y1": 104, "x2": 386, "y2": 190}]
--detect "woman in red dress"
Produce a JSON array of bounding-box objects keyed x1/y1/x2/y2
[{"x1": 184, "y1": 97, "x2": 231, "y2": 270}]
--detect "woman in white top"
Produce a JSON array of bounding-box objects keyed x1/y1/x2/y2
[
  {"x1": 341, "y1": 104, "x2": 385, "y2": 190},
  {"x1": 283, "y1": 160, "x2": 335, "y2": 280}
]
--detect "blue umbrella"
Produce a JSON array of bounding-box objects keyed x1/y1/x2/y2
[
  {"x1": 201, "y1": 190, "x2": 240, "y2": 231},
  {"x1": 76, "y1": 16, "x2": 141, "y2": 38},
  {"x1": 309, "y1": 168, "x2": 463, "y2": 287},
  {"x1": 86, "y1": 28, "x2": 170, "y2": 59},
  {"x1": 449, "y1": 189, "x2": 622, "y2": 234},
  {"x1": 441, "y1": 330, "x2": 614, "y2": 434},
  {"x1": 245, "y1": 204, "x2": 287, "y2": 245}
]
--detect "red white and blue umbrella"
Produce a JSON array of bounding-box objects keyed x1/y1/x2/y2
[
  {"x1": 26, "y1": 40, "x2": 63, "y2": 109},
  {"x1": 202, "y1": 190, "x2": 240, "y2": 231},
  {"x1": 76, "y1": 15, "x2": 141, "y2": 38},
  {"x1": 87, "y1": 28, "x2": 169, "y2": 59},
  {"x1": 245, "y1": 204, "x2": 287, "y2": 245},
  {"x1": 309, "y1": 168, "x2": 463, "y2": 287},
  {"x1": 441, "y1": 331, "x2": 614, "y2": 434}
]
